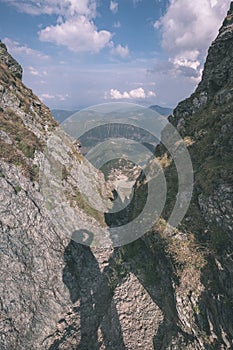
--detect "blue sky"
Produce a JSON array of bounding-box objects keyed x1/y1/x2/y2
[{"x1": 0, "y1": 0, "x2": 231, "y2": 110}]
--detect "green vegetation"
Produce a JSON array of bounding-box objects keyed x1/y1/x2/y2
[
  {"x1": 62, "y1": 165, "x2": 69, "y2": 181},
  {"x1": 223, "y1": 13, "x2": 233, "y2": 26},
  {"x1": 29, "y1": 164, "x2": 40, "y2": 182},
  {"x1": 107, "y1": 252, "x2": 128, "y2": 292},
  {"x1": 209, "y1": 226, "x2": 231, "y2": 253},
  {"x1": 14, "y1": 185, "x2": 22, "y2": 194},
  {"x1": 65, "y1": 187, "x2": 106, "y2": 227},
  {"x1": 196, "y1": 158, "x2": 233, "y2": 196},
  {"x1": 184, "y1": 98, "x2": 233, "y2": 193},
  {"x1": 120, "y1": 239, "x2": 161, "y2": 285},
  {"x1": 0, "y1": 139, "x2": 26, "y2": 168},
  {"x1": 0, "y1": 109, "x2": 44, "y2": 181},
  {"x1": 0, "y1": 108, "x2": 43, "y2": 159}
]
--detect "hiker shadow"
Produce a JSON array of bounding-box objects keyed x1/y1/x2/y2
[
  {"x1": 61, "y1": 230, "x2": 194, "y2": 349},
  {"x1": 62, "y1": 229, "x2": 126, "y2": 350}
]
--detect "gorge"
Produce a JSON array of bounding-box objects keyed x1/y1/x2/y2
[{"x1": 0, "y1": 3, "x2": 233, "y2": 349}]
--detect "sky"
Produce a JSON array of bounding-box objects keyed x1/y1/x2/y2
[{"x1": 0, "y1": 0, "x2": 231, "y2": 110}]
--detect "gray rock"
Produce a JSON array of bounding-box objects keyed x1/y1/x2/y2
[{"x1": 0, "y1": 41, "x2": 23, "y2": 80}]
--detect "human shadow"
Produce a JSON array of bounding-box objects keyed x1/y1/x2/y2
[
  {"x1": 49, "y1": 229, "x2": 126, "y2": 350},
  {"x1": 51, "y1": 169, "x2": 199, "y2": 350},
  {"x1": 48, "y1": 226, "x2": 199, "y2": 349},
  {"x1": 49, "y1": 157, "x2": 197, "y2": 350}
]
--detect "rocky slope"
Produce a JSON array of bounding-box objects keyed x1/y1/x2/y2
[
  {"x1": 0, "y1": 41, "x2": 113, "y2": 349},
  {"x1": 0, "y1": 3, "x2": 233, "y2": 350},
  {"x1": 152, "y1": 3, "x2": 233, "y2": 347}
]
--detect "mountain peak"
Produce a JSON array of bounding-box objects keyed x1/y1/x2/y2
[
  {"x1": 171, "y1": 1, "x2": 233, "y2": 128},
  {"x1": 197, "y1": 1, "x2": 233, "y2": 97},
  {"x1": 0, "y1": 40, "x2": 23, "y2": 80}
]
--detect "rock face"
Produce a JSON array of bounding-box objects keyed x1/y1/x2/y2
[
  {"x1": 169, "y1": 2, "x2": 233, "y2": 239},
  {"x1": 172, "y1": 2, "x2": 233, "y2": 127},
  {"x1": 158, "y1": 2, "x2": 233, "y2": 348},
  {"x1": 0, "y1": 4, "x2": 233, "y2": 350},
  {"x1": 0, "y1": 41, "x2": 23, "y2": 80},
  {"x1": 0, "y1": 41, "x2": 112, "y2": 349}
]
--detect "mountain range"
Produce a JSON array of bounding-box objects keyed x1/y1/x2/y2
[{"x1": 51, "y1": 105, "x2": 173, "y2": 123}]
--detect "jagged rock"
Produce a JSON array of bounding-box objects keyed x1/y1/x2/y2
[
  {"x1": 196, "y1": 3, "x2": 233, "y2": 96},
  {"x1": 171, "y1": 2, "x2": 233, "y2": 128},
  {"x1": 0, "y1": 41, "x2": 23, "y2": 80}
]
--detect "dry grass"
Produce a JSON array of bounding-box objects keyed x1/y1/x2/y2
[
  {"x1": 0, "y1": 109, "x2": 44, "y2": 158},
  {"x1": 65, "y1": 187, "x2": 107, "y2": 227}
]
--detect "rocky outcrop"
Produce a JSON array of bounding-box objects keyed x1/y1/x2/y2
[
  {"x1": 198, "y1": 2, "x2": 233, "y2": 96},
  {"x1": 171, "y1": 2, "x2": 233, "y2": 129},
  {"x1": 168, "y1": 2, "x2": 233, "y2": 239},
  {"x1": 154, "y1": 2, "x2": 233, "y2": 348},
  {"x1": 0, "y1": 41, "x2": 23, "y2": 80}
]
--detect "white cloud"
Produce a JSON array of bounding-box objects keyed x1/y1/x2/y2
[
  {"x1": 1, "y1": 0, "x2": 97, "y2": 17},
  {"x1": 210, "y1": 0, "x2": 218, "y2": 7},
  {"x1": 3, "y1": 37, "x2": 50, "y2": 60},
  {"x1": 147, "y1": 90, "x2": 156, "y2": 97},
  {"x1": 4, "y1": 0, "x2": 113, "y2": 54},
  {"x1": 39, "y1": 92, "x2": 69, "y2": 102},
  {"x1": 110, "y1": 1, "x2": 118, "y2": 14},
  {"x1": 28, "y1": 66, "x2": 48, "y2": 77},
  {"x1": 39, "y1": 16, "x2": 112, "y2": 53},
  {"x1": 113, "y1": 21, "x2": 121, "y2": 28},
  {"x1": 153, "y1": 20, "x2": 161, "y2": 30},
  {"x1": 111, "y1": 44, "x2": 129, "y2": 58},
  {"x1": 154, "y1": 0, "x2": 231, "y2": 81},
  {"x1": 170, "y1": 49, "x2": 202, "y2": 78},
  {"x1": 58, "y1": 94, "x2": 69, "y2": 101},
  {"x1": 108, "y1": 87, "x2": 156, "y2": 100},
  {"x1": 150, "y1": 58, "x2": 202, "y2": 82},
  {"x1": 67, "y1": 0, "x2": 96, "y2": 17},
  {"x1": 40, "y1": 93, "x2": 55, "y2": 100},
  {"x1": 28, "y1": 66, "x2": 40, "y2": 76},
  {"x1": 109, "y1": 89, "x2": 130, "y2": 99},
  {"x1": 159, "y1": 0, "x2": 230, "y2": 55}
]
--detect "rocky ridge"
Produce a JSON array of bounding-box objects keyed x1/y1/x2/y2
[
  {"x1": 0, "y1": 41, "x2": 23, "y2": 80},
  {"x1": 172, "y1": 2, "x2": 233, "y2": 128},
  {"x1": 0, "y1": 39, "x2": 113, "y2": 349}
]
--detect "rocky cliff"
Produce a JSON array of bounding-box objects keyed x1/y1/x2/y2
[
  {"x1": 0, "y1": 3, "x2": 233, "y2": 350},
  {"x1": 0, "y1": 39, "x2": 113, "y2": 349},
  {"x1": 153, "y1": 3, "x2": 233, "y2": 347}
]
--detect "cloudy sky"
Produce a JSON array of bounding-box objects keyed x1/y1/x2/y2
[{"x1": 0, "y1": 0, "x2": 231, "y2": 110}]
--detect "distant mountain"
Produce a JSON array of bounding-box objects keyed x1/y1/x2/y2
[
  {"x1": 52, "y1": 105, "x2": 173, "y2": 123},
  {"x1": 51, "y1": 109, "x2": 76, "y2": 123},
  {"x1": 149, "y1": 105, "x2": 173, "y2": 116}
]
